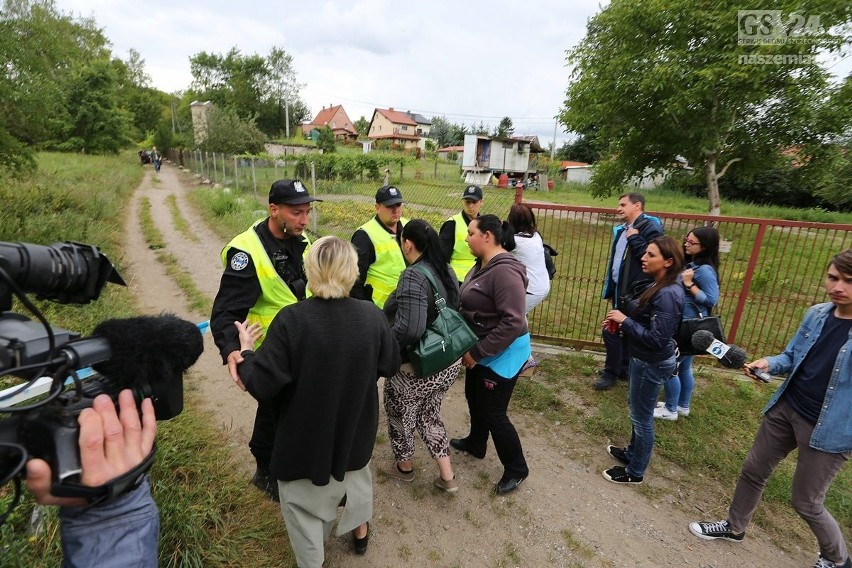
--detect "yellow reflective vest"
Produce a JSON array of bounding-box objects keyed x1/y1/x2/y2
[
  {"x1": 358, "y1": 216, "x2": 408, "y2": 308},
  {"x1": 447, "y1": 212, "x2": 476, "y2": 282},
  {"x1": 221, "y1": 219, "x2": 311, "y2": 348}
]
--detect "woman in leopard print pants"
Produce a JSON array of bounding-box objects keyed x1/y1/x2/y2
[{"x1": 383, "y1": 219, "x2": 461, "y2": 492}]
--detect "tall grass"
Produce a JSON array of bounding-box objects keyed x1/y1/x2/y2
[{"x1": 0, "y1": 153, "x2": 290, "y2": 567}]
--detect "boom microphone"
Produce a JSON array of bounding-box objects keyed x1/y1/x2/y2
[
  {"x1": 62, "y1": 314, "x2": 204, "y2": 419},
  {"x1": 691, "y1": 329, "x2": 748, "y2": 369}
]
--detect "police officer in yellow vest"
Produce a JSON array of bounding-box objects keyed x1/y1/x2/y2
[
  {"x1": 210, "y1": 178, "x2": 320, "y2": 501},
  {"x1": 439, "y1": 184, "x2": 483, "y2": 284},
  {"x1": 351, "y1": 185, "x2": 408, "y2": 308}
]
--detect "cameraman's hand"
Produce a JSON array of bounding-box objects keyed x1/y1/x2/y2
[
  {"x1": 26, "y1": 390, "x2": 156, "y2": 507},
  {"x1": 743, "y1": 358, "x2": 770, "y2": 381}
]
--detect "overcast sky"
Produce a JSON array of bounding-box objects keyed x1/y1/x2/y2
[{"x1": 55, "y1": 1, "x2": 851, "y2": 148}]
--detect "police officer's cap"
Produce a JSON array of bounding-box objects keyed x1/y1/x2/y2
[
  {"x1": 375, "y1": 185, "x2": 403, "y2": 206},
  {"x1": 269, "y1": 179, "x2": 322, "y2": 205}
]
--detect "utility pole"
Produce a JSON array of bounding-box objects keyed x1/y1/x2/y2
[
  {"x1": 285, "y1": 97, "x2": 290, "y2": 139},
  {"x1": 551, "y1": 121, "x2": 557, "y2": 159}
]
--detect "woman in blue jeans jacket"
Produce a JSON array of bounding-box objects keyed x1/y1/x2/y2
[
  {"x1": 655, "y1": 226, "x2": 720, "y2": 420},
  {"x1": 602, "y1": 236, "x2": 684, "y2": 484}
]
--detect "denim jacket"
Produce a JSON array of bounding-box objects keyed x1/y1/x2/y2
[
  {"x1": 764, "y1": 302, "x2": 852, "y2": 453},
  {"x1": 622, "y1": 283, "x2": 685, "y2": 363},
  {"x1": 58, "y1": 477, "x2": 159, "y2": 567},
  {"x1": 681, "y1": 262, "x2": 719, "y2": 319}
]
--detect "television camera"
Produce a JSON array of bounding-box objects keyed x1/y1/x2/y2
[{"x1": 0, "y1": 241, "x2": 203, "y2": 522}]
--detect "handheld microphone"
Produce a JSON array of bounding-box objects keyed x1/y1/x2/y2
[{"x1": 691, "y1": 330, "x2": 748, "y2": 369}]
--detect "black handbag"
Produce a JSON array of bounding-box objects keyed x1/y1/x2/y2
[
  {"x1": 542, "y1": 243, "x2": 558, "y2": 280},
  {"x1": 676, "y1": 312, "x2": 725, "y2": 356},
  {"x1": 407, "y1": 264, "x2": 478, "y2": 378}
]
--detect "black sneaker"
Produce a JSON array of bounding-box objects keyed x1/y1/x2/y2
[
  {"x1": 593, "y1": 375, "x2": 618, "y2": 390},
  {"x1": 602, "y1": 466, "x2": 642, "y2": 484},
  {"x1": 606, "y1": 445, "x2": 629, "y2": 466},
  {"x1": 252, "y1": 468, "x2": 280, "y2": 502},
  {"x1": 688, "y1": 520, "x2": 745, "y2": 542}
]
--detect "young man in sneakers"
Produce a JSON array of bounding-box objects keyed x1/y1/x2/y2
[{"x1": 690, "y1": 250, "x2": 852, "y2": 568}]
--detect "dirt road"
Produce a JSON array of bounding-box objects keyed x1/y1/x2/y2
[{"x1": 121, "y1": 166, "x2": 813, "y2": 567}]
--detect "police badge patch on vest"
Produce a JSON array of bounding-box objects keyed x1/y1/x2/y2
[{"x1": 230, "y1": 251, "x2": 249, "y2": 271}]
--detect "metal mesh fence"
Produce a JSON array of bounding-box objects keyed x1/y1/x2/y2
[
  {"x1": 527, "y1": 204, "x2": 852, "y2": 355},
  {"x1": 171, "y1": 148, "x2": 852, "y2": 356}
]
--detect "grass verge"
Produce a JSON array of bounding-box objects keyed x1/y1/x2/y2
[{"x1": 138, "y1": 197, "x2": 213, "y2": 317}]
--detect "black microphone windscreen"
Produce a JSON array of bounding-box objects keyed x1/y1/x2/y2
[
  {"x1": 91, "y1": 314, "x2": 203, "y2": 388},
  {"x1": 691, "y1": 329, "x2": 716, "y2": 351},
  {"x1": 721, "y1": 346, "x2": 749, "y2": 369}
]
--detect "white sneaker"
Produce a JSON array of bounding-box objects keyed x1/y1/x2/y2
[
  {"x1": 656, "y1": 401, "x2": 666, "y2": 408},
  {"x1": 677, "y1": 406, "x2": 690, "y2": 417},
  {"x1": 653, "y1": 406, "x2": 678, "y2": 421}
]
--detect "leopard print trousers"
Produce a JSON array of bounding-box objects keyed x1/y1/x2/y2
[{"x1": 384, "y1": 362, "x2": 462, "y2": 461}]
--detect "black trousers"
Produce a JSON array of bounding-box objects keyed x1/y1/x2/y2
[
  {"x1": 602, "y1": 325, "x2": 629, "y2": 380},
  {"x1": 249, "y1": 400, "x2": 275, "y2": 470},
  {"x1": 463, "y1": 365, "x2": 528, "y2": 480}
]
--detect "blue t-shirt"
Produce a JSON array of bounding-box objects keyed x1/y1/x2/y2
[{"x1": 783, "y1": 311, "x2": 852, "y2": 424}]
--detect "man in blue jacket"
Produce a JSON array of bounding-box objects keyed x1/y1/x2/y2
[
  {"x1": 595, "y1": 192, "x2": 664, "y2": 390},
  {"x1": 689, "y1": 249, "x2": 852, "y2": 568}
]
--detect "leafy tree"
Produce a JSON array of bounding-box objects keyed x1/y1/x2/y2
[
  {"x1": 448, "y1": 122, "x2": 468, "y2": 146},
  {"x1": 261, "y1": 46, "x2": 308, "y2": 137},
  {"x1": 560, "y1": 0, "x2": 851, "y2": 214},
  {"x1": 429, "y1": 115, "x2": 453, "y2": 147},
  {"x1": 152, "y1": 121, "x2": 174, "y2": 154},
  {"x1": 188, "y1": 46, "x2": 310, "y2": 139},
  {"x1": 316, "y1": 126, "x2": 336, "y2": 153},
  {"x1": 0, "y1": 0, "x2": 109, "y2": 169},
  {"x1": 353, "y1": 115, "x2": 370, "y2": 136},
  {"x1": 60, "y1": 60, "x2": 130, "y2": 153},
  {"x1": 555, "y1": 128, "x2": 600, "y2": 163},
  {"x1": 199, "y1": 106, "x2": 265, "y2": 154},
  {"x1": 470, "y1": 121, "x2": 490, "y2": 136},
  {"x1": 493, "y1": 116, "x2": 514, "y2": 138}
]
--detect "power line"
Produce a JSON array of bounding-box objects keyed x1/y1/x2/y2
[{"x1": 302, "y1": 88, "x2": 559, "y2": 124}]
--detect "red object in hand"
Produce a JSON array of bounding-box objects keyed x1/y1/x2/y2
[{"x1": 606, "y1": 319, "x2": 620, "y2": 333}]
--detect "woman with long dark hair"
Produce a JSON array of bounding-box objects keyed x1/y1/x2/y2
[
  {"x1": 602, "y1": 236, "x2": 685, "y2": 484},
  {"x1": 382, "y1": 219, "x2": 462, "y2": 492},
  {"x1": 450, "y1": 214, "x2": 531, "y2": 495},
  {"x1": 655, "y1": 226, "x2": 721, "y2": 420}
]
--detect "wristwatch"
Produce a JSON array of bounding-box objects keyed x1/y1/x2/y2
[{"x1": 686, "y1": 283, "x2": 695, "y2": 289}]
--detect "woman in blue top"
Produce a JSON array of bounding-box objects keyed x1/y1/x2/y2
[
  {"x1": 655, "y1": 227, "x2": 721, "y2": 421},
  {"x1": 602, "y1": 236, "x2": 685, "y2": 484}
]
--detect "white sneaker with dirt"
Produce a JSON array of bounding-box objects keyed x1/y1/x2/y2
[
  {"x1": 814, "y1": 552, "x2": 852, "y2": 568},
  {"x1": 677, "y1": 406, "x2": 690, "y2": 417},
  {"x1": 688, "y1": 520, "x2": 745, "y2": 542},
  {"x1": 653, "y1": 406, "x2": 678, "y2": 421}
]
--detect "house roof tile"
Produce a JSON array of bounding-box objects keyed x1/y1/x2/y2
[{"x1": 375, "y1": 108, "x2": 417, "y2": 126}]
